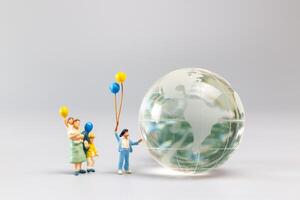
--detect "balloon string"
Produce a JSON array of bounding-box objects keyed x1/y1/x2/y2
[
  {"x1": 114, "y1": 94, "x2": 118, "y2": 128},
  {"x1": 117, "y1": 83, "x2": 124, "y2": 125}
]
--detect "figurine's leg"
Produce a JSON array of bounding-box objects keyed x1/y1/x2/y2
[
  {"x1": 90, "y1": 158, "x2": 96, "y2": 172},
  {"x1": 91, "y1": 158, "x2": 94, "y2": 167},
  {"x1": 73, "y1": 163, "x2": 80, "y2": 176},
  {"x1": 87, "y1": 158, "x2": 95, "y2": 172},
  {"x1": 78, "y1": 162, "x2": 86, "y2": 174},
  {"x1": 91, "y1": 158, "x2": 95, "y2": 167},
  {"x1": 124, "y1": 151, "x2": 129, "y2": 171},
  {"x1": 87, "y1": 158, "x2": 91, "y2": 171},
  {"x1": 89, "y1": 158, "x2": 95, "y2": 167},
  {"x1": 92, "y1": 158, "x2": 96, "y2": 172},
  {"x1": 118, "y1": 151, "x2": 124, "y2": 170},
  {"x1": 87, "y1": 158, "x2": 91, "y2": 168}
]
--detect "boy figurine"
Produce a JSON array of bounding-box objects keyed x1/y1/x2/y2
[{"x1": 114, "y1": 128, "x2": 142, "y2": 175}]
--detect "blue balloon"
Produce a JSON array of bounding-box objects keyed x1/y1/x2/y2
[
  {"x1": 85, "y1": 122, "x2": 93, "y2": 133},
  {"x1": 109, "y1": 82, "x2": 120, "y2": 94}
]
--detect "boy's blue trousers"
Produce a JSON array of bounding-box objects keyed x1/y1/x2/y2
[{"x1": 118, "y1": 149, "x2": 130, "y2": 171}]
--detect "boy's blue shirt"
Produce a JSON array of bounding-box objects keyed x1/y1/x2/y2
[{"x1": 115, "y1": 132, "x2": 139, "y2": 153}]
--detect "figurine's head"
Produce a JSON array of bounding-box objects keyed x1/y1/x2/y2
[
  {"x1": 120, "y1": 129, "x2": 129, "y2": 138},
  {"x1": 67, "y1": 117, "x2": 74, "y2": 125},
  {"x1": 89, "y1": 132, "x2": 95, "y2": 143},
  {"x1": 73, "y1": 119, "x2": 80, "y2": 129}
]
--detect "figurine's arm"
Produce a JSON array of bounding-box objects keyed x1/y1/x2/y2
[
  {"x1": 131, "y1": 139, "x2": 143, "y2": 146},
  {"x1": 114, "y1": 121, "x2": 119, "y2": 132},
  {"x1": 84, "y1": 140, "x2": 90, "y2": 149},
  {"x1": 63, "y1": 118, "x2": 68, "y2": 127},
  {"x1": 94, "y1": 145, "x2": 99, "y2": 156},
  {"x1": 68, "y1": 132, "x2": 83, "y2": 140},
  {"x1": 68, "y1": 132, "x2": 77, "y2": 139},
  {"x1": 114, "y1": 132, "x2": 120, "y2": 142}
]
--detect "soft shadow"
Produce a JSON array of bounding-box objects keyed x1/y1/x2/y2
[
  {"x1": 98, "y1": 167, "x2": 244, "y2": 180},
  {"x1": 42, "y1": 169, "x2": 74, "y2": 175},
  {"x1": 101, "y1": 170, "x2": 119, "y2": 175},
  {"x1": 133, "y1": 167, "x2": 244, "y2": 180}
]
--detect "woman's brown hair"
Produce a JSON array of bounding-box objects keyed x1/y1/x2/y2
[{"x1": 73, "y1": 119, "x2": 80, "y2": 123}]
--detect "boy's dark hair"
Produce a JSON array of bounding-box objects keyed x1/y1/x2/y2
[{"x1": 120, "y1": 129, "x2": 128, "y2": 137}]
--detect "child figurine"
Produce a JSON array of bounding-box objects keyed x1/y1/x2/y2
[
  {"x1": 84, "y1": 132, "x2": 98, "y2": 173},
  {"x1": 114, "y1": 128, "x2": 142, "y2": 175},
  {"x1": 64, "y1": 117, "x2": 74, "y2": 135}
]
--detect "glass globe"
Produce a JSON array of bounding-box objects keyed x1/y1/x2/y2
[{"x1": 139, "y1": 68, "x2": 245, "y2": 174}]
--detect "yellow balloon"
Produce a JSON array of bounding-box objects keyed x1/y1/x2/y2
[
  {"x1": 115, "y1": 72, "x2": 127, "y2": 83},
  {"x1": 59, "y1": 106, "x2": 69, "y2": 118}
]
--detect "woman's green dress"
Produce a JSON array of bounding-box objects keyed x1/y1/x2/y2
[{"x1": 70, "y1": 141, "x2": 86, "y2": 163}]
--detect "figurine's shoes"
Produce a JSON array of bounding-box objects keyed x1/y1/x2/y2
[
  {"x1": 87, "y1": 169, "x2": 96, "y2": 173},
  {"x1": 125, "y1": 170, "x2": 132, "y2": 174},
  {"x1": 118, "y1": 170, "x2": 123, "y2": 175},
  {"x1": 74, "y1": 171, "x2": 80, "y2": 176},
  {"x1": 79, "y1": 169, "x2": 86, "y2": 174}
]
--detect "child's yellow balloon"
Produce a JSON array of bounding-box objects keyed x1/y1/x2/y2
[
  {"x1": 59, "y1": 106, "x2": 69, "y2": 118},
  {"x1": 115, "y1": 72, "x2": 127, "y2": 83}
]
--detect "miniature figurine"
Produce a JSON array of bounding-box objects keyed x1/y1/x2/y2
[
  {"x1": 84, "y1": 132, "x2": 98, "y2": 173},
  {"x1": 60, "y1": 106, "x2": 75, "y2": 136},
  {"x1": 68, "y1": 119, "x2": 87, "y2": 176},
  {"x1": 109, "y1": 72, "x2": 142, "y2": 174},
  {"x1": 114, "y1": 128, "x2": 142, "y2": 175},
  {"x1": 64, "y1": 117, "x2": 75, "y2": 135}
]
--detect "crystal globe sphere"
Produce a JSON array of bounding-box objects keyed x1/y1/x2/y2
[{"x1": 139, "y1": 68, "x2": 245, "y2": 174}]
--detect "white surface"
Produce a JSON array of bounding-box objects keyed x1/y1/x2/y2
[
  {"x1": 0, "y1": 112, "x2": 299, "y2": 200},
  {"x1": 1, "y1": 0, "x2": 300, "y2": 199}
]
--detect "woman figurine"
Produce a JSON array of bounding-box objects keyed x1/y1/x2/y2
[
  {"x1": 68, "y1": 119, "x2": 87, "y2": 176},
  {"x1": 84, "y1": 132, "x2": 98, "y2": 173}
]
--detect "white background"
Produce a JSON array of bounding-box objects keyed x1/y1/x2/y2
[{"x1": 0, "y1": 0, "x2": 299, "y2": 199}]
